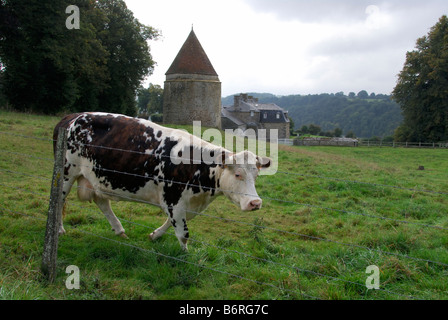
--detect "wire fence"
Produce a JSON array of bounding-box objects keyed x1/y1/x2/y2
[
  {"x1": 1, "y1": 130, "x2": 447, "y2": 300},
  {"x1": 359, "y1": 140, "x2": 448, "y2": 149}
]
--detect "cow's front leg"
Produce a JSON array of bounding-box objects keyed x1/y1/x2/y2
[
  {"x1": 172, "y1": 217, "x2": 189, "y2": 251},
  {"x1": 169, "y1": 208, "x2": 190, "y2": 251},
  {"x1": 149, "y1": 218, "x2": 171, "y2": 241}
]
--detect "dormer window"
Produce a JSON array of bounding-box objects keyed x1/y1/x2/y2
[
  {"x1": 276, "y1": 112, "x2": 280, "y2": 119},
  {"x1": 250, "y1": 111, "x2": 254, "y2": 117},
  {"x1": 263, "y1": 113, "x2": 267, "y2": 119}
]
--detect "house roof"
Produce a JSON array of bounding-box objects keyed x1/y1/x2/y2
[
  {"x1": 259, "y1": 109, "x2": 290, "y2": 123},
  {"x1": 224, "y1": 102, "x2": 259, "y2": 113},
  {"x1": 223, "y1": 100, "x2": 289, "y2": 124},
  {"x1": 256, "y1": 103, "x2": 284, "y2": 111},
  {"x1": 221, "y1": 108, "x2": 245, "y2": 126},
  {"x1": 166, "y1": 29, "x2": 218, "y2": 76}
]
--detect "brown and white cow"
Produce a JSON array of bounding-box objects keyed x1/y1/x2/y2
[{"x1": 53, "y1": 112, "x2": 271, "y2": 250}]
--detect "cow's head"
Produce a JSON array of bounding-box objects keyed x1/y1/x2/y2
[{"x1": 218, "y1": 150, "x2": 271, "y2": 211}]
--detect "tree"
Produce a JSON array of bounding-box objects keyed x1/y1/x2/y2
[
  {"x1": 0, "y1": 0, "x2": 159, "y2": 115},
  {"x1": 299, "y1": 125, "x2": 309, "y2": 134},
  {"x1": 94, "y1": 0, "x2": 160, "y2": 116},
  {"x1": 357, "y1": 90, "x2": 369, "y2": 99},
  {"x1": 137, "y1": 86, "x2": 151, "y2": 112},
  {"x1": 288, "y1": 115, "x2": 295, "y2": 134},
  {"x1": 393, "y1": 15, "x2": 448, "y2": 142},
  {"x1": 308, "y1": 124, "x2": 321, "y2": 135},
  {"x1": 333, "y1": 127, "x2": 343, "y2": 138},
  {"x1": 137, "y1": 83, "x2": 163, "y2": 115},
  {"x1": 346, "y1": 131, "x2": 356, "y2": 138},
  {"x1": 147, "y1": 84, "x2": 163, "y2": 114}
]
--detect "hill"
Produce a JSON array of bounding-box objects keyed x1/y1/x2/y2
[{"x1": 222, "y1": 92, "x2": 403, "y2": 138}]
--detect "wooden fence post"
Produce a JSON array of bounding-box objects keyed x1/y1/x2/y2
[{"x1": 41, "y1": 127, "x2": 67, "y2": 283}]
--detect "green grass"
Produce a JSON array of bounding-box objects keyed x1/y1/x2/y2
[{"x1": 1, "y1": 109, "x2": 448, "y2": 300}]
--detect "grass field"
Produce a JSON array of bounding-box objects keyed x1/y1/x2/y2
[{"x1": 1, "y1": 109, "x2": 447, "y2": 300}]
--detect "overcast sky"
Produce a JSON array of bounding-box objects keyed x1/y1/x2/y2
[{"x1": 125, "y1": 0, "x2": 448, "y2": 97}]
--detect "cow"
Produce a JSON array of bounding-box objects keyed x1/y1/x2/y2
[{"x1": 53, "y1": 112, "x2": 271, "y2": 250}]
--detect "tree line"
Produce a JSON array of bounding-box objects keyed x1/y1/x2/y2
[
  {"x1": 1, "y1": 3, "x2": 446, "y2": 143},
  {"x1": 0, "y1": 0, "x2": 159, "y2": 116},
  {"x1": 136, "y1": 83, "x2": 163, "y2": 120},
  {"x1": 223, "y1": 91, "x2": 402, "y2": 139}
]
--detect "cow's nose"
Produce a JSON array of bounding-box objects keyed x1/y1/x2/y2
[{"x1": 249, "y1": 199, "x2": 262, "y2": 211}]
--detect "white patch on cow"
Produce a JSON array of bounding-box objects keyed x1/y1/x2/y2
[{"x1": 218, "y1": 151, "x2": 264, "y2": 211}]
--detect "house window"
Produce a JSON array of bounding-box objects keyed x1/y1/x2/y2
[
  {"x1": 250, "y1": 111, "x2": 254, "y2": 117},
  {"x1": 276, "y1": 112, "x2": 280, "y2": 119},
  {"x1": 263, "y1": 113, "x2": 267, "y2": 119}
]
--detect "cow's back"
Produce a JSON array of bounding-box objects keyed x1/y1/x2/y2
[{"x1": 53, "y1": 113, "x2": 83, "y2": 155}]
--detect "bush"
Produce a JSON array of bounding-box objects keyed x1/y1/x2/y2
[{"x1": 150, "y1": 113, "x2": 163, "y2": 123}]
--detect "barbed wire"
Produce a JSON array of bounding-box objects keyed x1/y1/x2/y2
[
  {"x1": 28, "y1": 188, "x2": 418, "y2": 299},
  {"x1": 0, "y1": 205, "x2": 320, "y2": 300},
  {"x1": 1, "y1": 129, "x2": 447, "y2": 299},
  {"x1": 271, "y1": 171, "x2": 448, "y2": 196},
  {"x1": 1, "y1": 146, "x2": 447, "y2": 232},
  {"x1": 2, "y1": 130, "x2": 448, "y2": 200},
  {"x1": 1, "y1": 130, "x2": 447, "y2": 196},
  {"x1": 1, "y1": 179, "x2": 447, "y2": 270},
  {"x1": 0, "y1": 202, "x2": 418, "y2": 300}
]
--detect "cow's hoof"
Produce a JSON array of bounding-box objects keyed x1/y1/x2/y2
[{"x1": 119, "y1": 233, "x2": 129, "y2": 239}]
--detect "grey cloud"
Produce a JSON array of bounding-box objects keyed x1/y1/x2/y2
[
  {"x1": 244, "y1": 0, "x2": 448, "y2": 24},
  {"x1": 244, "y1": 0, "x2": 380, "y2": 22}
]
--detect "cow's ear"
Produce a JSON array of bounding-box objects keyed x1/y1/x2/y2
[
  {"x1": 217, "y1": 151, "x2": 234, "y2": 168},
  {"x1": 257, "y1": 156, "x2": 272, "y2": 170}
]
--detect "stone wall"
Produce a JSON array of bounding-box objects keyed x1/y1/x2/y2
[
  {"x1": 163, "y1": 74, "x2": 222, "y2": 128},
  {"x1": 259, "y1": 122, "x2": 290, "y2": 140},
  {"x1": 294, "y1": 137, "x2": 359, "y2": 147}
]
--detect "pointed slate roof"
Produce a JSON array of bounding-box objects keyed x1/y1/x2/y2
[{"x1": 166, "y1": 29, "x2": 218, "y2": 76}]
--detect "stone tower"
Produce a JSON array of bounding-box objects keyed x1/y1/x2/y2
[{"x1": 163, "y1": 29, "x2": 222, "y2": 128}]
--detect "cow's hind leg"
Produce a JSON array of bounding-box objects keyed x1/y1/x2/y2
[
  {"x1": 59, "y1": 175, "x2": 77, "y2": 235},
  {"x1": 93, "y1": 197, "x2": 127, "y2": 238}
]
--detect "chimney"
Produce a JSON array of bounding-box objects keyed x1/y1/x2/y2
[{"x1": 234, "y1": 95, "x2": 241, "y2": 111}]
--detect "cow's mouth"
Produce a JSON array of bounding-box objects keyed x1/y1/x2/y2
[{"x1": 241, "y1": 199, "x2": 262, "y2": 211}]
